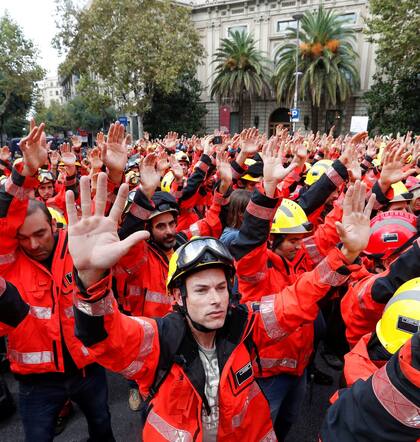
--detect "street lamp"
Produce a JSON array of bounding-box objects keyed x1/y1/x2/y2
[{"x1": 292, "y1": 13, "x2": 304, "y2": 133}]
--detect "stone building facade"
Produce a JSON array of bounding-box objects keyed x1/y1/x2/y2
[{"x1": 179, "y1": 0, "x2": 375, "y2": 135}]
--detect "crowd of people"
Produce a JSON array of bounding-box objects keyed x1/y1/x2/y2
[{"x1": 0, "y1": 119, "x2": 419, "y2": 442}]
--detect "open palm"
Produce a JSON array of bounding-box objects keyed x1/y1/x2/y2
[
  {"x1": 336, "y1": 181, "x2": 375, "y2": 254},
  {"x1": 66, "y1": 173, "x2": 149, "y2": 279}
]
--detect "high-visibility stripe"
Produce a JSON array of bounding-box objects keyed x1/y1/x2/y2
[
  {"x1": 260, "y1": 428, "x2": 277, "y2": 441},
  {"x1": 246, "y1": 201, "x2": 277, "y2": 221},
  {"x1": 232, "y1": 382, "x2": 261, "y2": 428},
  {"x1": 316, "y1": 257, "x2": 349, "y2": 287},
  {"x1": 213, "y1": 192, "x2": 229, "y2": 206},
  {"x1": 145, "y1": 290, "x2": 172, "y2": 305},
  {"x1": 259, "y1": 357, "x2": 298, "y2": 369},
  {"x1": 303, "y1": 237, "x2": 323, "y2": 265},
  {"x1": 64, "y1": 306, "x2": 74, "y2": 318},
  {"x1": 29, "y1": 306, "x2": 52, "y2": 320},
  {"x1": 73, "y1": 291, "x2": 114, "y2": 316},
  {"x1": 195, "y1": 160, "x2": 209, "y2": 173},
  {"x1": 119, "y1": 317, "x2": 155, "y2": 378},
  {"x1": 239, "y1": 271, "x2": 266, "y2": 284},
  {"x1": 326, "y1": 167, "x2": 344, "y2": 188},
  {"x1": 372, "y1": 364, "x2": 420, "y2": 428},
  {"x1": 147, "y1": 409, "x2": 193, "y2": 441},
  {"x1": 0, "y1": 277, "x2": 6, "y2": 295},
  {"x1": 0, "y1": 251, "x2": 17, "y2": 265},
  {"x1": 5, "y1": 177, "x2": 31, "y2": 200},
  {"x1": 259, "y1": 294, "x2": 288, "y2": 340},
  {"x1": 9, "y1": 350, "x2": 54, "y2": 365},
  {"x1": 189, "y1": 222, "x2": 200, "y2": 237},
  {"x1": 129, "y1": 202, "x2": 152, "y2": 220}
]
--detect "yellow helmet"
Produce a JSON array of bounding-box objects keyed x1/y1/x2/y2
[
  {"x1": 376, "y1": 278, "x2": 420, "y2": 354},
  {"x1": 304, "y1": 160, "x2": 333, "y2": 186},
  {"x1": 167, "y1": 236, "x2": 235, "y2": 291},
  {"x1": 390, "y1": 181, "x2": 412, "y2": 203},
  {"x1": 242, "y1": 158, "x2": 262, "y2": 182},
  {"x1": 48, "y1": 207, "x2": 67, "y2": 228},
  {"x1": 161, "y1": 171, "x2": 175, "y2": 192},
  {"x1": 175, "y1": 151, "x2": 190, "y2": 164},
  {"x1": 270, "y1": 199, "x2": 313, "y2": 234}
]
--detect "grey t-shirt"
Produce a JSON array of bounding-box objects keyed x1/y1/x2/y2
[{"x1": 198, "y1": 344, "x2": 220, "y2": 442}]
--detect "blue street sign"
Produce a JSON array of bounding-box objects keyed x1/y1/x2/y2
[
  {"x1": 118, "y1": 116, "x2": 128, "y2": 126},
  {"x1": 291, "y1": 108, "x2": 300, "y2": 122}
]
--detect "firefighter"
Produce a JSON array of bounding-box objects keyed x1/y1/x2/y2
[
  {"x1": 0, "y1": 120, "x2": 115, "y2": 442},
  {"x1": 64, "y1": 149, "x2": 374, "y2": 440},
  {"x1": 321, "y1": 331, "x2": 420, "y2": 442}
]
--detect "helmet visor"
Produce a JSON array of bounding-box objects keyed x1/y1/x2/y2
[
  {"x1": 177, "y1": 237, "x2": 233, "y2": 271},
  {"x1": 38, "y1": 171, "x2": 55, "y2": 183}
]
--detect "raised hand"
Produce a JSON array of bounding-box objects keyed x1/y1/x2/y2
[
  {"x1": 290, "y1": 142, "x2": 308, "y2": 170},
  {"x1": 350, "y1": 131, "x2": 368, "y2": 146},
  {"x1": 156, "y1": 151, "x2": 170, "y2": 176},
  {"x1": 0, "y1": 146, "x2": 10, "y2": 162},
  {"x1": 164, "y1": 131, "x2": 178, "y2": 151},
  {"x1": 66, "y1": 172, "x2": 149, "y2": 287},
  {"x1": 379, "y1": 141, "x2": 415, "y2": 191},
  {"x1": 335, "y1": 180, "x2": 375, "y2": 262},
  {"x1": 169, "y1": 155, "x2": 184, "y2": 182},
  {"x1": 71, "y1": 135, "x2": 82, "y2": 149},
  {"x1": 202, "y1": 135, "x2": 215, "y2": 157},
  {"x1": 216, "y1": 151, "x2": 232, "y2": 194},
  {"x1": 49, "y1": 150, "x2": 60, "y2": 168},
  {"x1": 19, "y1": 119, "x2": 48, "y2": 176},
  {"x1": 88, "y1": 147, "x2": 103, "y2": 170},
  {"x1": 260, "y1": 136, "x2": 296, "y2": 198},
  {"x1": 239, "y1": 128, "x2": 260, "y2": 156},
  {"x1": 100, "y1": 123, "x2": 128, "y2": 182},
  {"x1": 139, "y1": 153, "x2": 161, "y2": 199}
]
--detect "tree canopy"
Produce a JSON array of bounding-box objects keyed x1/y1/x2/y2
[
  {"x1": 365, "y1": 0, "x2": 420, "y2": 133},
  {"x1": 0, "y1": 14, "x2": 44, "y2": 140},
  {"x1": 54, "y1": 0, "x2": 204, "y2": 119},
  {"x1": 273, "y1": 7, "x2": 359, "y2": 131}
]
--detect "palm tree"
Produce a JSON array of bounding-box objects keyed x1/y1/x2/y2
[
  {"x1": 273, "y1": 7, "x2": 359, "y2": 132},
  {"x1": 211, "y1": 31, "x2": 271, "y2": 131}
]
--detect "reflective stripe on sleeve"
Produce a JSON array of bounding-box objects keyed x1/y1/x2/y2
[
  {"x1": 189, "y1": 222, "x2": 200, "y2": 237},
  {"x1": 260, "y1": 428, "x2": 277, "y2": 441},
  {"x1": 303, "y1": 236, "x2": 323, "y2": 265},
  {"x1": 145, "y1": 290, "x2": 172, "y2": 305},
  {"x1": 73, "y1": 291, "x2": 114, "y2": 316},
  {"x1": 372, "y1": 364, "x2": 420, "y2": 428},
  {"x1": 129, "y1": 202, "x2": 152, "y2": 220},
  {"x1": 29, "y1": 306, "x2": 52, "y2": 320},
  {"x1": 0, "y1": 251, "x2": 17, "y2": 265},
  {"x1": 232, "y1": 382, "x2": 261, "y2": 428},
  {"x1": 5, "y1": 177, "x2": 31, "y2": 200},
  {"x1": 316, "y1": 257, "x2": 349, "y2": 287},
  {"x1": 9, "y1": 350, "x2": 54, "y2": 365},
  {"x1": 258, "y1": 357, "x2": 298, "y2": 370},
  {"x1": 147, "y1": 409, "x2": 193, "y2": 442},
  {"x1": 326, "y1": 167, "x2": 345, "y2": 188},
  {"x1": 64, "y1": 306, "x2": 74, "y2": 318},
  {"x1": 259, "y1": 294, "x2": 288, "y2": 340},
  {"x1": 118, "y1": 317, "x2": 155, "y2": 378},
  {"x1": 246, "y1": 200, "x2": 277, "y2": 220}
]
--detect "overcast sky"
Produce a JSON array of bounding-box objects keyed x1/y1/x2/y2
[{"x1": 1, "y1": 0, "x2": 86, "y2": 78}]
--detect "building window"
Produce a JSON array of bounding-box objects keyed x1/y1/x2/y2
[
  {"x1": 337, "y1": 13, "x2": 357, "y2": 25},
  {"x1": 228, "y1": 25, "x2": 248, "y2": 36},
  {"x1": 56, "y1": 91, "x2": 59, "y2": 95},
  {"x1": 277, "y1": 20, "x2": 297, "y2": 33}
]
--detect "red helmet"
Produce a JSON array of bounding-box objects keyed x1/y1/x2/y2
[{"x1": 364, "y1": 211, "x2": 417, "y2": 259}]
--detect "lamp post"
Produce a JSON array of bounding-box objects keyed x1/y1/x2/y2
[{"x1": 292, "y1": 13, "x2": 304, "y2": 133}]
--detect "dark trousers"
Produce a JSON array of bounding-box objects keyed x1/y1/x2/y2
[{"x1": 18, "y1": 364, "x2": 115, "y2": 442}]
